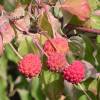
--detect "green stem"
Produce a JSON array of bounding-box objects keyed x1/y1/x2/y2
[{"x1": 32, "y1": 38, "x2": 48, "y2": 57}]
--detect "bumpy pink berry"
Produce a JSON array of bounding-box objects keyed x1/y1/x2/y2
[
  {"x1": 43, "y1": 37, "x2": 69, "y2": 56},
  {"x1": 18, "y1": 54, "x2": 42, "y2": 78},
  {"x1": 47, "y1": 53, "x2": 67, "y2": 72},
  {"x1": 63, "y1": 60, "x2": 85, "y2": 84}
]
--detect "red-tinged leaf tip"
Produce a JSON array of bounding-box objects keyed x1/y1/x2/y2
[{"x1": 60, "y1": 0, "x2": 91, "y2": 21}]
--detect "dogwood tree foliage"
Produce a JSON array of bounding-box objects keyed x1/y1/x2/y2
[{"x1": 0, "y1": 0, "x2": 100, "y2": 100}]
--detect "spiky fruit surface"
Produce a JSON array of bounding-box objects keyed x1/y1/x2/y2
[
  {"x1": 18, "y1": 54, "x2": 42, "y2": 78},
  {"x1": 63, "y1": 60, "x2": 85, "y2": 84},
  {"x1": 47, "y1": 53, "x2": 67, "y2": 72},
  {"x1": 43, "y1": 37, "x2": 69, "y2": 56}
]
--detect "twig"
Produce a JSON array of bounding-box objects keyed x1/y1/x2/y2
[
  {"x1": 78, "y1": 83, "x2": 92, "y2": 100},
  {"x1": 32, "y1": 38, "x2": 48, "y2": 57},
  {"x1": 66, "y1": 24, "x2": 100, "y2": 34},
  {"x1": 8, "y1": 43, "x2": 23, "y2": 59}
]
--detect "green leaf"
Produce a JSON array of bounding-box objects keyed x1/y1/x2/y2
[
  {"x1": 5, "y1": 44, "x2": 19, "y2": 63},
  {"x1": 0, "y1": 77, "x2": 9, "y2": 100},
  {"x1": 30, "y1": 77, "x2": 45, "y2": 100},
  {"x1": 88, "y1": 79, "x2": 97, "y2": 94},
  {"x1": 76, "y1": 91, "x2": 96, "y2": 100},
  {"x1": 0, "y1": 55, "x2": 9, "y2": 100},
  {"x1": 18, "y1": 36, "x2": 39, "y2": 56},
  {"x1": 69, "y1": 36, "x2": 85, "y2": 59},
  {"x1": 0, "y1": 0, "x2": 3, "y2": 4},
  {"x1": 75, "y1": 85, "x2": 97, "y2": 100},
  {"x1": 90, "y1": 15, "x2": 100, "y2": 29},
  {"x1": 54, "y1": 7, "x2": 62, "y2": 18},
  {"x1": 96, "y1": 44, "x2": 100, "y2": 70},
  {"x1": 0, "y1": 54, "x2": 8, "y2": 78},
  {"x1": 41, "y1": 70, "x2": 64, "y2": 100},
  {"x1": 4, "y1": 0, "x2": 16, "y2": 12},
  {"x1": 38, "y1": 13, "x2": 53, "y2": 37},
  {"x1": 20, "y1": 0, "x2": 31, "y2": 4},
  {"x1": 97, "y1": 35, "x2": 100, "y2": 43},
  {"x1": 88, "y1": 0, "x2": 98, "y2": 11},
  {"x1": 82, "y1": 35, "x2": 95, "y2": 65},
  {"x1": 17, "y1": 89, "x2": 33, "y2": 100},
  {"x1": 82, "y1": 78, "x2": 94, "y2": 90},
  {"x1": 97, "y1": 78, "x2": 100, "y2": 99}
]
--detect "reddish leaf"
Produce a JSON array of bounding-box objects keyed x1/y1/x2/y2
[
  {"x1": 0, "y1": 16, "x2": 15, "y2": 43},
  {"x1": 10, "y1": 6, "x2": 30, "y2": 32},
  {"x1": 60, "y1": 0, "x2": 90, "y2": 21},
  {"x1": 0, "y1": 35, "x2": 3, "y2": 55},
  {"x1": 10, "y1": 6, "x2": 25, "y2": 19},
  {"x1": 14, "y1": 15, "x2": 30, "y2": 32}
]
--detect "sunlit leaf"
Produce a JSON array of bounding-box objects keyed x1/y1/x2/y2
[
  {"x1": 60, "y1": 0, "x2": 90, "y2": 21},
  {"x1": 38, "y1": 12, "x2": 53, "y2": 37}
]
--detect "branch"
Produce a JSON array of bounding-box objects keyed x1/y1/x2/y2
[{"x1": 66, "y1": 24, "x2": 100, "y2": 34}]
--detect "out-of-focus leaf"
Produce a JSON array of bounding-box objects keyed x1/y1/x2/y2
[
  {"x1": 16, "y1": 77, "x2": 29, "y2": 89},
  {"x1": 90, "y1": 15, "x2": 100, "y2": 29},
  {"x1": 0, "y1": 78, "x2": 9, "y2": 100},
  {"x1": 5, "y1": 44, "x2": 19, "y2": 63},
  {"x1": 0, "y1": 0, "x2": 3, "y2": 4},
  {"x1": 17, "y1": 89, "x2": 33, "y2": 100},
  {"x1": 88, "y1": 79, "x2": 97, "y2": 95},
  {"x1": 97, "y1": 35, "x2": 100, "y2": 43},
  {"x1": 0, "y1": 55, "x2": 9, "y2": 100},
  {"x1": 94, "y1": 10, "x2": 100, "y2": 16},
  {"x1": 38, "y1": 12, "x2": 53, "y2": 37},
  {"x1": 30, "y1": 77, "x2": 45, "y2": 100},
  {"x1": 4, "y1": 0, "x2": 16, "y2": 12},
  {"x1": 76, "y1": 91, "x2": 96, "y2": 100},
  {"x1": 88, "y1": 0, "x2": 98, "y2": 11},
  {"x1": 20, "y1": 0, "x2": 31, "y2": 4},
  {"x1": 96, "y1": 44, "x2": 100, "y2": 69},
  {"x1": 41, "y1": 70, "x2": 64, "y2": 100},
  {"x1": 0, "y1": 54, "x2": 8, "y2": 78},
  {"x1": 75, "y1": 83, "x2": 97, "y2": 100},
  {"x1": 82, "y1": 78, "x2": 94, "y2": 89},
  {"x1": 97, "y1": 77, "x2": 100, "y2": 99}
]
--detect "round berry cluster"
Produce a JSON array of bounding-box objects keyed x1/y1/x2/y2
[{"x1": 18, "y1": 37, "x2": 85, "y2": 84}]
